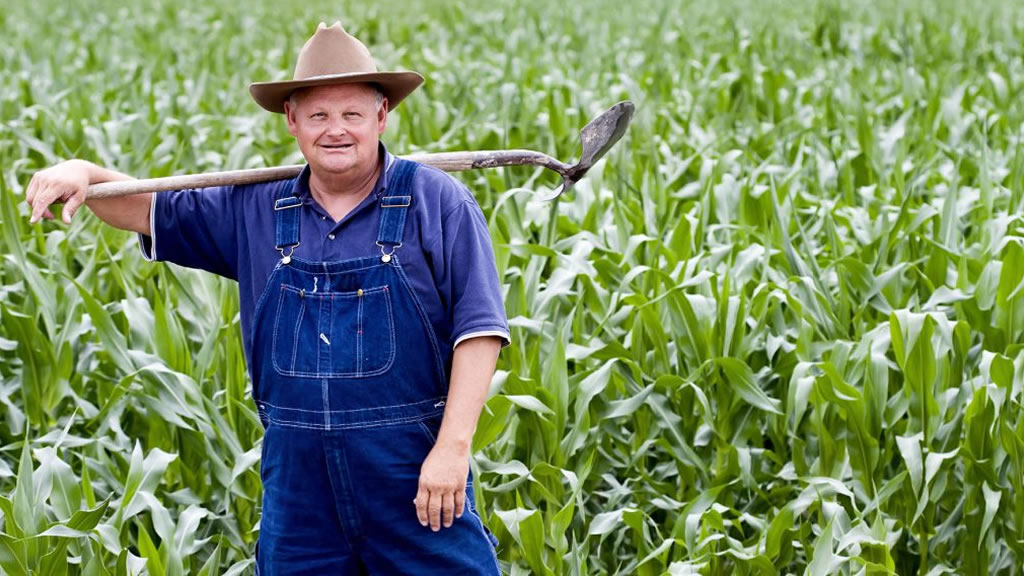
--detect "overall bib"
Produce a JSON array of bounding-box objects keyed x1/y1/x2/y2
[{"x1": 250, "y1": 159, "x2": 500, "y2": 575}]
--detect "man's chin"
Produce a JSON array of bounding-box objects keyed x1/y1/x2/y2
[{"x1": 312, "y1": 158, "x2": 358, "y2": 174}]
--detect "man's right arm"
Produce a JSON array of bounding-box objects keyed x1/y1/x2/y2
[{"x1": 26, "y1": 159, "x2": 152, "y2": 236}]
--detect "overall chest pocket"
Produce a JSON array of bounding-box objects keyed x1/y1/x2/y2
[{"x1": 271, "y1": 284, "x2": 396, "y2": 378}]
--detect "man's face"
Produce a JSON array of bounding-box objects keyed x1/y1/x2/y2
[{"x1": 284, "y1": 83, "x2": 388, "y2": 179}]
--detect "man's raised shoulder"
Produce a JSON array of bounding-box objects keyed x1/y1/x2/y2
[{"x1": 406, "y1": 162, "x2": 479, "y2": 220}]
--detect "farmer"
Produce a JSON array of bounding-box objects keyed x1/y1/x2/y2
[{"x1": 25, "y1": 22, "x2": 508, "y2": 575}]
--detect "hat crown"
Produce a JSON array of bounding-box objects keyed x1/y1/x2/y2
[
  {"x1": 248, "y1": 20, "x2": 423, "y2": 114},
  {"x1": 293, "y1": 22, "x2": 377, "y2": 80}
]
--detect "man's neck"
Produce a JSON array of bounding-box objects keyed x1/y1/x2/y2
[{"x1": 307, "y1": 156, "x2": 382, "y2": 222}]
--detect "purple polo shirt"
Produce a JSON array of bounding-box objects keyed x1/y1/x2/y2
[{"x1": 138, "y1": 144, "x2": 510, "y2": 367}]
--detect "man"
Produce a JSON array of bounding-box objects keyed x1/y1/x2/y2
[{"x1": 26, "y1": 22, "x2": 508, "y2": 575}]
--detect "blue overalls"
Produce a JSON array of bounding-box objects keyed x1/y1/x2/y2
[{"x1": 249, "y1": 158, "x2": 501, "y2": 574}]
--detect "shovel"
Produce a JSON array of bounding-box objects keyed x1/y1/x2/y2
[{"x1": 86, "y1": 101, "x2": 635, "y2": 201}]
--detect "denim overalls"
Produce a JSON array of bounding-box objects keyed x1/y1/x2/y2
[{"x1": 249, "y1": 158, "x2": 501, "y2": 574}]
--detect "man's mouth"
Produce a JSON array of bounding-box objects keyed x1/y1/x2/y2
[{"x1": 320, "y1": 143, "x2": 354, "y2": 151}]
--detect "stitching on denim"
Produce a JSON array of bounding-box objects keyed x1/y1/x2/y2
[
  {"x1": 259, "y1": 429, "x2": 270, "y2": 479},
  {"x1": 393, "y1": 263, "x2": 447, "y2": 385},
  {"x1": 263, "y1": 410, "x2": 445, "y2": 430},
  {"x1": 258, "y1": 398, "x2": 447, "y2": 413},
  {"x1": 294, "y1": 297, "x2": 307, "y2": 373},
  {"x1": 356, "y1": 291, "x2": 363, "y2": 375},
  {"x1": 270, "y1": 284, "x2": 393, "y2": 379},
  {"x1": 283, "y1": 257, "x2": 386, "y2": 275},
  {"x1": 314, "y1": 295, "x2": 323, "y2": 373},
  {"x1": 321, "y1": 378, "x2": 330, "y2": 428},
  {"x1": 282, "y1": 284, "x2": 387, "y2": 298},
  {"x1": 321, "y1": 439, "x2": 354, "y2": 548},
  {"x1": 333, "y1": 430, "x2": 364, "y2": 538},
  {"x1": 325, "y1": 294, "x2": 334, "y2": 379},
  {"x1": 251, "y1": 264, "x2": 285, "y2": 331},
  {"x1": 464, "y1": 479, "x2": 500, "y2": 565},
  {"x1": 417, "y1": 420, "x2": 437, "y2": 444},
  {"x1": 263, "y1": 417, "x2": 326, "y2": 430},
  {"x1": 271, "y1": 289, "x2": 289, "y2": 375},
  {"x1": 270, "y1": 284, "x2": 395, "y2": 379},
  {"x1": 266, "y1": 408, "x2": 446, "y2": 427},
  {"x1": 380, "y1": 286, "x2": 396, "y2": 373}
]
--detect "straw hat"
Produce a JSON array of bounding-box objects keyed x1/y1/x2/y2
[{"x1": 249, "y1": 22, "x2": 424, "y2": 114}]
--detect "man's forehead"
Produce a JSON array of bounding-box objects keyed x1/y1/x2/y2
[{"x1": 291, "y1": 83, "x2": 380, "y2": 105}]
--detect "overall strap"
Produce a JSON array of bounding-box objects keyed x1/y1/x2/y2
[
  {"x1": 376, "y1": 158, "x2": 419, "y2": 262},
  {"x1": 273, "y1": 182, "x2": 302, "y2": 264}
]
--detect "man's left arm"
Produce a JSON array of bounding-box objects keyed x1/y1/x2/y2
[
  {"x1": 414, "y1": 335, "x2": 502, "y2": 531},
  {"x1": 412, "y1": 182, "x2": 510, "y2": 531}
]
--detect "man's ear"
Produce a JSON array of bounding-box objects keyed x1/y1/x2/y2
[
  {"x1": 377, "y1": 97, "x2": 389, "y2": 134},
  {"x1": 284, "y1": 99, "x2": 299, "y2": 136}
]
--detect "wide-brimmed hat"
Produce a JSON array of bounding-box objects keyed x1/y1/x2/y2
[{"x1": 249, "y1": 22, "x2": 424, "y2": 114}]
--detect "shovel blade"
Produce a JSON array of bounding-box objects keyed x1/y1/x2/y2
[{"x1": 538, "y1": 101, "x2": 635, "y2": 200}]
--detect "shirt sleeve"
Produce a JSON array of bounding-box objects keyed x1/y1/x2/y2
[
  {"x1": 136, "y1": 185, "x2": 240, "y2": 280},
  {"x1": 428, "y1": 196, "x2": 510, "y2": 349}
]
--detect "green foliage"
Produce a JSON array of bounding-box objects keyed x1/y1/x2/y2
[{"x1": 4, "y1": 0, "x2": 1024, "y2": 573}]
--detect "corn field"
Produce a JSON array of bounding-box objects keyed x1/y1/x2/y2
[{"x1": 4, "y1": 0, "x2": 1024, "y2": 573}]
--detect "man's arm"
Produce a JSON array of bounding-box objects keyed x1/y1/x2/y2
[
  {"x1": 415, "y1": 335, "x2": 502, "y2": 531},
  {"x1": 26, "y1": 159, "x2": 151, "y2": 235}
]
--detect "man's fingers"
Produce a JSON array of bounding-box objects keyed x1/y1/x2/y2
[
  {"x1": 442, "y1": 491, "x2": 455, "y2": 528},
  {"x1": 25, "y1": 175, "x2": 37, "y2": 206},
  {"x1": 454, "y1": 489, "x2": 466, "y2": 519},
  {"x1": 29, "y1": 184, "x2": 54, "y2": 223},
  {"x1": 415, "y1": 487, "x2": 429, "y2": 527},
  {"x1": 428, "y1": 489, "x2": 442, "y2": 531},
  {"x1": 62, "y1": 194, "x2": 84, "y2": 224},
  {"x1": 36, "y1": 185, "x2": 68, "y2": 224},
  {"x1": 25, "y1": 163, "x2": 91, "y2": 225}
]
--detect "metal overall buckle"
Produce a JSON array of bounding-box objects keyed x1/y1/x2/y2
[
  {"x1": 274, "y1": 196, "x2": 303, "y2": 265},
  {"x1": 277, "y1": 244, "x2": 300, "y2": 265},
  {"x1": 376, "y1": 241, "x2": 401, "y2": 263}
]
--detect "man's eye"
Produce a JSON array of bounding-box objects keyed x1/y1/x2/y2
[{"x1": 311, "y1": 112, "x2": 326, "y2": 119}]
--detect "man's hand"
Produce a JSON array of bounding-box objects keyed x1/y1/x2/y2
[
  {"x1": 24, "y1": 160, "x2": 149, "y2": 234},
  {"x1": 413, "y1": 336, "x2": 502, "y2": 531},
  {"x1": 26, "y1": 159, "x2": 92, "y2": 224},
  {"x1": 415, "y1": 439, "x2": 470, "y2": 531}
]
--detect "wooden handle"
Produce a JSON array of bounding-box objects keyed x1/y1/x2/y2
[
  {"x1": 404, "y1": 150, "x2": 566, "y2": 172},
  {"x1": 86, "y1": 165, "x2": 305, "y2": 198},
  {"x1": 86, "y1": 150, "x2": 568, "y2": 199}
]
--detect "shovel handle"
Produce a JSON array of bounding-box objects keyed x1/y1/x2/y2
[
  {"x1": 86, "y1": 165, "x2": 303, "y2": 198},
  {"x1": 404, "y1": 150, "x2": 566, "y2": 173},
  {"x1": 86, "y1": 150, "x2": 568, "y2": 199}
]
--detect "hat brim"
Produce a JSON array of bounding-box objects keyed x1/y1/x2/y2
[{"x1": 249, "y1": 71, "x2": 424, "y2": 114}]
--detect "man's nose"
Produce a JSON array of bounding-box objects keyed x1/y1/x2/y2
[{"x1": 326, "y1": 116, "x2": 348, "y2": 136}]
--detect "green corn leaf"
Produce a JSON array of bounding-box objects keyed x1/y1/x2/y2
[
  {"x1": 136, "y1": 523, "x2": 164, "y2": 576},
  {"x1": 980, "y1": 482, "x2": 1001, "y2": 549},
  {"x1": 715, "y1": 357, "x2": 783, "y2": 415}
]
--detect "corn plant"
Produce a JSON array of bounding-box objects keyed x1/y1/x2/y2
[{"x1": 3, "y1": 0, "x2": 1024, "y2": 574}]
